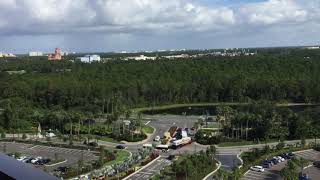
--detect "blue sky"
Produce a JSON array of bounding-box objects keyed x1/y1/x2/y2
[{"x1": 0, "y1": 0, "x2": 319, "y2": 53}]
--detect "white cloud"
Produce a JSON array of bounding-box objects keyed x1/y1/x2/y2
[
  {"x1": 0, "y1": 0, "x2": 238, "y2": 34},
  {"x1": 240, "y1": 0, "x2": 309, "y2": 25},
  {"x1": 0, "y1": 0, "x2": 319, "y2": 51}
]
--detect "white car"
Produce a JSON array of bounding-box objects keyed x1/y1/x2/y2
[
  {"x1": 31, "y1": 156, "x2": 42, "y2": 164},
  {"x1": 250, "y1": 166, "x2": 265, "y2": 172},
  {"x1": 17, "y1": 156, "x2": 27, "y2": 161},
  {"x1": 277, "y1": 156, "x2": 285, "y2": 162},
  {"x1": 46, "y1": 132, "x2": 56, "y2": 138},
  {"x1": 154, "y1": 136, "x2": 160, "y2": 142},
  {"x1": 273, "y1": 156, "x2": 283, "y2": 163}
]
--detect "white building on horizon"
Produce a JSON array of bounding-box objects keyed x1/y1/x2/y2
[
  {"x1": 29, "y1": 51, "x2": 43, "y2": 56},
  {"x1": 78, "y1": 55, "x2": 101, "y2": 63},
  {"x1": 125, "y1": 55, "x2": 157, "y2": 61}
]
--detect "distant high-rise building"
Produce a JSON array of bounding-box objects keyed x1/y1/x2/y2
[{"x1": 48, "y1": 48, "x2": 62, "y2": 61}]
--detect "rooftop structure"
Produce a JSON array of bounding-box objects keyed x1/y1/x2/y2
[
  {"x1": 48, "y1": 48, "x2": 62, "y2": 61},
  {"x1": 0, "y1": 153, "x2": 58, "y2": 180}
]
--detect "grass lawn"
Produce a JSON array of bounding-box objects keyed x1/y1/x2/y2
[
  {"x1": 142, "y1": 125, "x2": 155, "y2": 134},
  {"x1": 218, "y1": 139, "x2": 279, "y2": 147},
  {"x1": 132, "y1": 103, "x2": 317, "y2": 113},
  {"x1": 104, "y1": 150, "x2": 131, "y2": 166},
  {"x1": 98, "y1": 136, "x2": 121, "y2": 143},
  {"x1": 132, "y1": 102, "x2": 249, "y2": 113},
  {"x1": 206, "y1": 124, "x2": 220, "y2": 129}
]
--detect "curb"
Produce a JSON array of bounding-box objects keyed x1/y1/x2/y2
[
  {"x1": 202, "y1": 160, "x2": 222, "y2": 180},
  {"x1": 123, "y1": 155, "x2": 161, "y2": 180},
  {"x1": 293, "y1": 149, "x2": 312, "y2": 154},
  {"x1": 303, "y1": 164, "x2": 313, "y2": 170},
  {"x1": 45, "y1": 159, "x2": 67, "y2": 167},
  {"x1": 237, "y1": 152, "x2": 244, "y2": 169}
]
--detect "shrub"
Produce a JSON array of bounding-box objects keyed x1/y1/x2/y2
[
  {"x1": 1, "y1": 132, "x2": 5, "y2": 139},
  {"x1": 276, "y1": 141, "x2": 285, "y2": 150}
]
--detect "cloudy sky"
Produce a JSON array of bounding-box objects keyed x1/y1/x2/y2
[{"x1": 0, "y1": 0, "x2": 319, "y2": 53}]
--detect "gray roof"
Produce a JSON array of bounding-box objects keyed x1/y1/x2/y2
[{"x1": 0, "y1": 153, "x2": 59, "y2": 180}]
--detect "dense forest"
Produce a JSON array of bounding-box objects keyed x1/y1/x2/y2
[{"x1": 0, "y1": 48, "x2": 320, "y2": 132}]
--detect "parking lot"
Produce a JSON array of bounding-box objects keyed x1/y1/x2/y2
[
  {"x1": 294, "y1": 149, "x2": 320, "y2": 179},
  {"x1": 242, "y1": 161, "x2": 286, "y2": 180},
  {"x1": 294, "y1": 149, "x2": 320, "y2": 162},
  {"x1": 125, "y1": 156, "x2": 172, "y2": 180},
  {"x1": 242, "y1": 150, "x2": 320, "y2": 180},
  {"x1": 0, "y1": 142, "x2": 98, "y2": 172}
]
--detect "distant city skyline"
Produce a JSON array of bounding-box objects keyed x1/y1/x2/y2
[{"x1": 0, "y1": 0, "x2": 319, "y2": 53}]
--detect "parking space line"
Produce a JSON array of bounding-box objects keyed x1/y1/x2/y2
[{"x1": 296, "y1": 150, "x2": 316, "y2": 156}]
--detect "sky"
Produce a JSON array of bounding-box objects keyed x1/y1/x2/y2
[{"x1": 0, "y1": 0, "x2": 319, "y2": 53}]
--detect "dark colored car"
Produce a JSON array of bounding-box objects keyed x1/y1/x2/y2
[
  {"x1": 25, "y1": 158, "x2": 35, "y2": 164},
  {"x1": 299, "y1": 173, "x2": 311, "y2": 180},
  {"x1": 313, "y1": 161, "x2": 320, "y2": 168},
  {"x1": 55, "y1": 166, "x2": 70, "y2": 173},
  {"x1": 115, "y1": 145, "x2": 126, "y2": 149},
  {"x1": 262, "y1": 163, "x2": 272, "y2": 168},
  {"x1": 263, "y1": 160, "x2": 274, "y2": 166},
  {"x1": 168, "y1": 155, "x2": 176, "y2": 160},
  {"x1": 88, "y1": 142, "x2": 98, "y2": 147},
  {"x1": 288, "y1": 152, "x2": 294, "y2": 157},
  {"x1": 35, "y1": 158, "x2": 51, "y2": 165},
  {"x1": 280, "y1": 153, "x2": 290, "y2": 159},
  {"x1": 271, "y1": 158, "x2": 279, "y2": 165}
]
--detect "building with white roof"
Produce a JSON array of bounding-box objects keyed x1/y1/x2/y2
[{"x1": 78, "y1": 55, "x2": 101, "y2": 63}]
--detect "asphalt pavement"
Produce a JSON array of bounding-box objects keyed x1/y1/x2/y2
[{"x1": 125, "y1": 156, "x2": 172, "y2": 180}]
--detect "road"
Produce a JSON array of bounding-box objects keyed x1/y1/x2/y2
[{"x1": 124, "y1": 156, "x2": 172, "y2": 180}]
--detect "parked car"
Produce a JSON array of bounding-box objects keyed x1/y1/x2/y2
[
  {"x1": 35, "y1": 158, "x2": 51, "y2": 165},
  {"x1": 262, "y1": 163, "x2": 272, "y2": 168},
  {"x1": 168, "y1": 155, "x2": 176, "y2": 160},
  {"x1": 250, "y1": 166, "x2": 265, "y2": 172},
  {"x1": 21, "y1": 157, "x2": 31, "y2": 163},
  {"x1": 88, "y1": 142, "x2": 98, "y2": 147},
  {"x1": 281, "y1": 153, "x2": 292, "y2": 159},
  {"x1": 154, "y1": 136, "x2": 161, "y2": 142},
  {"x1": 299, "y1": 173, "x2": 311, "y2": 180},
  {"x1": 24, "y1": 157, "x2": 34, "y2": 163},
  {"x1": 31, "y1": 156, "x2": 42, "y2": 164},
  {"x1": 288, "y1": 152, "x2": 295, "y2": 157},
  {"x1": 262, "y1": 160, "x2": 273, "y2": 168},
  {"x1": 272, "y1": 157, "x2": 282, "y2": 163},
  {"x1": 271, "y1": 158, "x2": 279, "y2": 164},
  {"x1": 313, "y1": 161, "x2": 320, "y2": 168},
  {"x1": 17, "y1": 156, "x2": 27, "y2": 161},
  {"x1": 263, "y1": 160, "x2": 274, "y2": 166},
  {"x1": 55, "y1": 166, "x2": 69, "y2": 172},
  {"x1": 277, "y1": 156, "x2": 285, "y2": 162},
  {"x1": 115, "y1": 145, "x2": 126, "y2": 149}
]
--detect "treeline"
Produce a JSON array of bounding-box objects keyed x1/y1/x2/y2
[
  {"x1": 195, "y1": 103, "x2": 320, "y2": 144},
  {"x1": 0, "y1": 52, "x2": 320, "y2": 114}
]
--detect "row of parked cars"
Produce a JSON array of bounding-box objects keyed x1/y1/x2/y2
[
  {"x1": 250, "y1": 152, "x2": 295, "y2": 172},
  {"x1": 9, "y1": 154, "x2": 51, "y2": 166}
]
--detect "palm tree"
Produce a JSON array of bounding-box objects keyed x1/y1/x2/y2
[
  {"x1": 231, "y1": 168, "x2": 241, "y2": 180},
  {"x1": 297, "y1": 158, "x2": 309, "y2": 176},
  {"x1": 215, "y1": 169, "x2": 227, "y2": 180}
]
